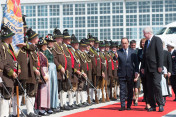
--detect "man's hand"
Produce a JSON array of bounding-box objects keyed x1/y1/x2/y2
[
  {"x1": 135, "y1": 72, "x2": 139, "y2": 78},
  {"x1": 16, "y1": 43, "x2": 27, "y2": 48},
  {"x1": 141, "y1": 69, "x2": 144, "y2": 74},
  {"x1": 115, "y1": 52, "x2": 118, "y2": 58},
  {"x1": 158, "y1": 67, "x2": 162, "y2": 73},
  {"x1": 35, "y1": 69, "x2": 40, "y2": 76},
  {"x1": 44, "y1": 76, "x2": 48, "y2": 82},
  {"x1": 168, "y1": 72, "x2": 171, "y2": 78},
  {"x1": 82, "y1": 73, "x2": 87, "y2": 79},
  {"x1": 18, "y1": 69, "x2": 21, "y2": 75},
  {"x1": 134, "y1": 77, "x2": 138, "y2": 82},
  {"x1": 12, "y1": 72, "x2": 17, "y2": 79},
  {"x1": 60, "y1": 67, "x2": 65, "y2": 74},
  {"x1": 102, "y1": 72, "x2": 105, "y2": 78},
  {"x1": 76, "y1": 71, "x2": 81, "y2": 76}
]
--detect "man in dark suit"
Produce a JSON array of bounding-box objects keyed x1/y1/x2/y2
[
  {"x1": 141, "y1": 27, "x2": 164, "y2": 112},
  {"x1": 117, "y1": 37, "x2": 139, "y2": 111},
  {"x1": 167, "y1": 42, "x2": 176, "y2": 101}
]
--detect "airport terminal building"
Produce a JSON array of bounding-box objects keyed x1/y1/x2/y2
[{"x1": 0, "y1": 0, "x2": 176, "y2": 41}]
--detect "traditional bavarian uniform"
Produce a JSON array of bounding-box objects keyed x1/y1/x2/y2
[
  {"x1": 17, "y1": 28, "x2": 41, "y2": 117},
  {"x1": 99, "y1": 41, "x2": 110, "y2": 102},
  {"x1": 110, "y1": 41, "x2": 119, "y2": 100},
  {"x1": 75, "y1": 38, "x2": 89, "y2": 107},
  {"x1": 84, "y1": 39, "x2": 93, "y2": 104},
  {"x1": 89, "y1": 37, "x2": 101, "y2": 104},
  {"x1": 0, "y1": 26, "x2": 20, "y2": 117},
  {"x1": 61, "y1": 29, "x2": 74, "y2": 110},
  {"x1": 51, "y1": 28, "x2": 71, "y2": 110}
]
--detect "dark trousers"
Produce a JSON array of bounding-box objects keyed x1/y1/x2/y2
[
  {"x1": 170, "y1": 75, "x2": 176, "y2": 97},
  {"x1": 141, "y1": 74, "x2": 149, "y2": 104},
  {"x1": 146, "y1": 70, "x2": 163, "y2": 108},
  {"x1": 119, "y1": 77, "x2": 133, "y2": 107}
]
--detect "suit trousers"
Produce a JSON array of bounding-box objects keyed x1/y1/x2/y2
[
  {"x1": 141, "y1": 74, "x2": 149, "y2": 104},
  {"x1": 119, "y1": 76, "x2": 133, "y2": 107},
  {"x1": 146, "y1": 69, "x2": 163, "y2": 108},
  {"x1": 170, "y1": 75, "x2": 176, "y2": 97}
]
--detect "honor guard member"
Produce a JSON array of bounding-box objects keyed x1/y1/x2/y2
[
  {"x1": 89, "y1": 37, "x2": 101, "y2": 104},
  {"x1": 110, "y1": 41, "x2": 119, "y2": 100},
  {"x1": 76, "y1": 38, "x2": 89, "y2": 107},
  {"x1": 17, "y1": 28, "x2": 41, "y2": 117},
  {"x1": 51, "y1": 28, "x2": 71, "y2": 111},
  {"x1": 0, "y1": 26, "x2": 20, "y2": 117},
  {"x1": 104, "y1": 40, "x2": 115, "y2": 101},
  {"x1": 99, "y1": 41, "x2": 109, "y2": 103},
  {"x1": 62, "y1": 29, "x2": 74, "y2": 110},
  {"x1": 84, "y1": 39, "x2": 93, "y2": 104},
  {"x1": 68, "y1": 34, "x2": 81, "y2": 108}
]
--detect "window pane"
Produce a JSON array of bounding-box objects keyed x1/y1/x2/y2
[
  {"x1": 50, "y1": 17, "x2": 60, "y2": 28},
  {"x1": 126, "y1": 2, "x2": 137, "y2": 13},
  {"x1": 100, "y1": 16, "x2": 111, "y2": 27},
  {"x1": 152, "y1": 14, "x2": 163, "y2": 25},
  {"x1": 112, "y1": 2, "x2": 123, "y2": 14},
  {"x1": 38, "y1": 18, "x2": 48, "y2": 29},
  {"x1": 63, "y1": 4, "x2": 73, "y2": 15},
  {"x1": 100, "y1": 29, "x2": 111, "y2": 40},
  {"x1": 139, "y1": 14, "x2": 150, "y2": 26},
  {"x1": 139, "y1": 1, "x2": 150, "y2": 13},
  {"x1": 26, "y1": 6, "x2": 36, "y2": 17},
  {"x1": 75, "y1": 4, "x2": 85, "y2": 15},
  {"x1": 165, "y1": 0, "x2": 176, "y2": 12},
  {"x1": 87, "y1": 3, "x2": 98, "y2": 15},
  {"x1": 75, "y1": 29, "x2": 86, "y2": 40},
  {"x1": 112, "y1": 15, "x2": 123, "y2": 26},
  {"x1": 100, "y1": 3, "x2": 110, "y2": 14},
  {"x1": 38, "y1": 5, "x2": 48, "y2": 16},
  {"x1": 152, "y1": 1, "x2": 163, "y2": 12},
  {"x1": 126, "y1": 28, "x2": 137, "y2": 40},
  {"x1": 49, "y1": 5, "x2": 60, "y2": 16},
  {"x1": 75, "y1": 17, "x2": 85, "y2": 28},
  {"x1": 113, "y1": 28, "x2": 123, "y2": 40},
  {"x1": 26, "y1": 18, "x2": 36, "y2": 29},
  {"x1": 87, "y1": 16, "x2": 98, "y2": 27},
  {"x1": 87, "y1": 29, "x2": 98, "y2": 37},
  {"x1": 126, "y1": 15, "x2": 137, "y2": 26},
  {"x1": 165, "y1": 13, "x2": 176, "y2": 25},
  {"x1": 63, "y1": 17, "x2": 73, "y2": 28}
]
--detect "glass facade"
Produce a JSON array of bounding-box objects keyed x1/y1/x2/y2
[{"x1": 20, "y1": 0, "x2": 176, "y2": 40}]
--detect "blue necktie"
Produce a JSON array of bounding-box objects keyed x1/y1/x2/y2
[
  {"x1": 147, "y1": 40, "x2": 150, "y2": 48},
  {"x1": 124, "y1": 49, "x2": 127, "y2": 60}
]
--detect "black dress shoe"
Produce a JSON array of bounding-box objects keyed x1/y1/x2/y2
[
  {"x1": 61, "y1": 105, "x2": 72, "y2": 110},
  {"x1": 169, "y1": 94, "x2": 172, "y2": 97},
  {"x1": 148, "y1": 108, "x2": 156, "y2": 112},
  {"x1": 28, "y1": 112, "x2": 39, "y2": 117},
  {"x1": 82, "y1": 102, "x2": 89, "y2": 107},
  {"x1": 159, "y1": 105, "x2": 164, "y2": 112},
  {"x1": 127, "y1": 107, "x2": 131, "y2": 110},
  {"x1": 38, "y1": 111, "x2": 48, "y2": 116},
  {"x1": 142, "y1": 99, "x2": 146, "y2": 102},
  {"x1": 77, "y1": 103, "x2": 84, "y2": 107},
  {"x1": 173, "y1": 98, "x2": 176, "y2": 101},
  {"x1": 134, "y1": 103, "x2": 138, "y2": 106},
  {"x1": 69, "y1": 104, "x2": 79, "y2": 109},
  {"x1": 47, "y1": 109, "x2": 54, "y2": 114},
  {"x1": 119, "y1": 107, "x2": 125, "y2": 111},
  {"x1": 111, "y1": 98, "x2": 117, "y2": 101}
]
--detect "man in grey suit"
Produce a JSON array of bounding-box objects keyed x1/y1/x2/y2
[
  {"x1": 117, "y1": 37, "x2": 139, "y2": 111},
  {"x1": 141, "y1": 27, "x2": 164, "y2": 112}
]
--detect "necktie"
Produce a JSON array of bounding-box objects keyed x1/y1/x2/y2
[
  {"x1": 147, "y1": 40, "x2": 150, "y2": 48},
  {"x1": 124, "y1": 49, "x2": 127, "y2": 60}
]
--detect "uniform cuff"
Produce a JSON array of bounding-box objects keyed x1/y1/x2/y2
[{"x1": 8, "y1": 69, "x2": 14, "y2": 77}]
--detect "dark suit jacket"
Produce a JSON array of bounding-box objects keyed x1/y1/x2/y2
[
  {"x1": 117, "y1": 48, "x2": 139, "y2": 78},
  {"x1": 163, "y1": 50, "x2": 172, "y2": 73},
  {"x1": 171, "y1": 50, "x2": 176, "y2": 75},
  {"x1": 142, "y1": 36, "x2": 163, "y2": 72}
]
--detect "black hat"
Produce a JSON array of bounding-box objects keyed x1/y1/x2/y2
[
  {"x1": 63, "y1": 29, "x2": 71, "y2": 39},
  {"x1": 79, "y1": 38, "x2": 87, "y2": 47},
  {"x1": 22, "y1": 15, "x2": 28, "y2": 28},
  {"x1": 38, "y1": 37, "x2": 47, "y2": 45},
  {"x1": 45, "y1": 34, "x2": 55, "y2": 42},
  {"x1": 104, "y1": 40, "x2": 110, "y2": 47},
  {"x1": 99, "y1": 41, "x2": 105, "y2": 47},
  {"x1": 94, "y1": 37, "x2": 100, "y2": 44},
  {"x1": 26, "y1": 28, "x2": 38, "y2": 41},
  {"x1": 87, "y1": 33, "x2": 95, "y2": 41},
  {"x1": 115, "y1": 41, "x2": 120, "y2": 47},
  {"x1": 0, "y1": 25, "x2": 15, "y2": 40},
  {"x1": 53, "y1": 28, "x2": 63, "y2": 39},
  {"x1": 85, "y1": 39, "x2": 90, "y2": 45},
  {"x1": 110, "y1": 41, "x2": 117, "y2": 48},
  {"x1": 71, "y1": 34, "x2": 79, "y2": 44}
]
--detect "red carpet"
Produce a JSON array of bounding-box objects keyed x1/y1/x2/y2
[{"x1": 64, "y1": 93, "x2": 176, "y2": 117}]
